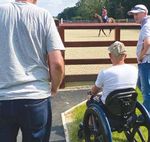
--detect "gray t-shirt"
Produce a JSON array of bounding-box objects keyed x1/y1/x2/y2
[
  {"x1": 0, "y1": 2, "x2": 65, "y2": 100},
  {"x1": 137, "y1": 16, "x2": 150, "y2": 63}
]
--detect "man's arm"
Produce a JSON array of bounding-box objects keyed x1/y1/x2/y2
[
  {"x1": 139, "y1": 37, "x2": 150, "y2": 62},
  {"x1": 91, "y1": 85, "x2": 102, "y2": 95},
  {"x1": 87, "y1": 85, "x2": 102, "y2": 100},
  {"x1": 48, "y1": 50, "x2": 64, "y2": 96}
]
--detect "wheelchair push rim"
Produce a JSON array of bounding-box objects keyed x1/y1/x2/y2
[{"x1": 83, "y1": 105, "x2": 112, "y2": 142}]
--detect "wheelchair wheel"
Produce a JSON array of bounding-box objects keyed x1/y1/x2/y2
[
  {"x1": 124, "y1": 102, "x2": 150, "y2": 142},
  {"x1": 83, "y1": 105, "x2": 112, "y2": 142}
]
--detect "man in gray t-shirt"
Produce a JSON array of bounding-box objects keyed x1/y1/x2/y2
[
  {"x1": 0, "y1": 0, "x2": 65, "y2": 142},
  {"x1": 128, "y1": 4, "x2": 150, "y2": 114}
]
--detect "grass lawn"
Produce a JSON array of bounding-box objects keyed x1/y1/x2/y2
[{"x1": 67, "y1": 88, "x2": 146, "y2": 142}]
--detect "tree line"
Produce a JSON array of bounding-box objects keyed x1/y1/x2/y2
[{"x1": 57, "y1": 0, "x2": 150, "y2": 20}]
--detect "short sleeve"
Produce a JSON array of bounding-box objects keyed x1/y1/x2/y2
[
  {"x1": 142, "y1": 25, "x2": 150, "y2": 40},
  {"x1": 45, "y1": 12, "x2": 65, "y2": 52},
  {"x1": 95, "y1": 70, "x2": 104, "y2": 88}
]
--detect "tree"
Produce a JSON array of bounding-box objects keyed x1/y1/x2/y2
[
  {"x1": 57, "y1": 7, "x2": 78, "y2": 20},
  {"x1": 122, "y1": 0, "x2": 150, "y2": 18},
  {"x1": 76, "y1": 0, "x2": 101, "y2": 19},
  {"x1": 57, "y1": 0, "x2": 150, "y2": 20}
]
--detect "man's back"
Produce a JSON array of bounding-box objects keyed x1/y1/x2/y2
[
  {"x1": 0, "y1": 1, "x2": 65, "y2": 142},
  {"x1": 0, "y1": 2, "x2": 64, "y2": 100},
  {"x1": 96, "y1": 64, "x2": 138, "y2": 103}
]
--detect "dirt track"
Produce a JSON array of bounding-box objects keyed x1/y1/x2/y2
[{"x1": 64, "y1": 29, "x2": 139, "y2": 75}]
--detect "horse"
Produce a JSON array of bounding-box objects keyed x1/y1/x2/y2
[{"x1": 94, "y1": 13, "x2": 115, "y2": 37}]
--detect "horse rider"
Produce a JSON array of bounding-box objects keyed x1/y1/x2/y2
[{"x1": 102, "y1": 6, "x2": 109, "y2": 23}]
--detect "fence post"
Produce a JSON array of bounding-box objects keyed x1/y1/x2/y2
[{"x1": 115, "y1": 27, "x2": 120, "y2": 41}]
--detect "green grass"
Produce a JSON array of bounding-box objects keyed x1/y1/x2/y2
[
  {"x1": 67, "y1": 103, "x2": 86, "y2": 142},
  {"x1": 68, "y1": 88, "x2": 145, "y2": 142}
]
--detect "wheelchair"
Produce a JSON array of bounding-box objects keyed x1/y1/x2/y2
[{"x1": 78, "y1": 88, "x2": 150, "y2": 142}]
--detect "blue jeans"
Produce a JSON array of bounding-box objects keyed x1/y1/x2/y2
[
  {"x1": 138, "y1": 63, "x2": 150, "y2": 113},
  {"x1": 0, "y1": 97, "x2": 52, "y2": 142}
]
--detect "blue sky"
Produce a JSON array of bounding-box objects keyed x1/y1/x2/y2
[{"x1": 0, "y1": 0, "x2": 79, "y2": 16}]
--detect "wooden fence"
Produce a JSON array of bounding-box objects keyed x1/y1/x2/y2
[{"x1": 56, "y1": 22, "x2": 140, "y2": 88}]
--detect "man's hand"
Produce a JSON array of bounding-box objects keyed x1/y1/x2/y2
[
  {"x1": 139, "y1": 37, "x2": 150, "y2": 62},
  {"x1": 87, "y1": 94, "x2": 92, "y2": 100},
  {"x1": 51, "y1": 90, "x2": 57, "y2": 97},
  {"x1": 87, "y1": 91, "x2": 95, "y2": 100},
  {"x1": 87, "y1": 90, "x2": 101, "y2": 102},
  {"x1": 87, "y1": 85, "x2": 102, "y2": 100}
]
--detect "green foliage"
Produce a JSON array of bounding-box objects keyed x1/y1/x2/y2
[
  {"x1": 71, "y1": 16, "x2": 83, "y2": 21},
  {"x1": 57, "y1": 0, "x2": 150, "y2": 20},
  {"x1": 57, "y1": 6, "x2": 78, "y2": 20},
  {"x1": 67, "y1": 103, "x2": 86, "y2": 142},
  {"x1": 136, "y1": 87, "x2": 143, "y2": 103},
  {"x1": 76, "y1": 0, "x2": 100, "y2": 19},
  {"x1": 107, "y1": 0, "x2": 150, "y2": 18},
  {"x1": 57, "y1": 0, "x2": 105, "y2": 20}
]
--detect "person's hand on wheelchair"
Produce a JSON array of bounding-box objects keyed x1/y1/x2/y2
[
  {"x1": 87, "y1": 85, "x2": 102, "y2": 100},
  {"x1": 87, "y1": 90, "x2": 94, "y2": 100},
  {"x1": 87, "y1": 90, "x2": 101, "y2": 102}
]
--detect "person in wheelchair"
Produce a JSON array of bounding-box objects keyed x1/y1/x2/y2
[
  {"x1": 87, "y1": 41, "x2": 138, "y2": 106},
  {"x1": 79, "y1": 42, "x2": 150, "y2": 142}
]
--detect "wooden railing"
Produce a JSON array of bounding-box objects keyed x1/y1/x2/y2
[{"x1": 56, "y1": 22, "x2": 140, "y2": 88}]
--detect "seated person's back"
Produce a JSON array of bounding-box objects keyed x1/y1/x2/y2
[
  {"x1": 96, "y1": 64, "x2": 138, "y2": 103},
  {"x1": 88, "y1": 41, "x2": 138, "y2": 104}
]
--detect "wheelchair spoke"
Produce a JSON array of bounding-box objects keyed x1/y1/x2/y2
[
  {"x1": 79, "y1": 92, "x2": 150, "y2": 142},
  {"x1": 137, "y1": 128, "x2": 146, "y2": 142},
  {"x1": 91, "y1": 114, "x2": 97, "y2": 130},
  {"x1": 125, "y1": 121, "x2": 149, "y2": 142},
  {"x1": 83, "y1": 106, "x2": 112, "y2": 142},
  {"x1": 124, "y1": 130, "x2": 135, "y2": 142}
]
